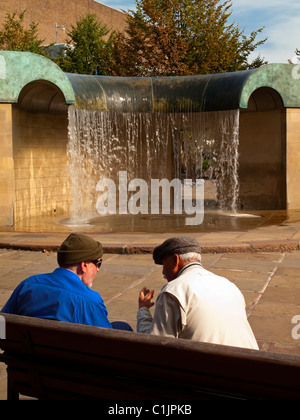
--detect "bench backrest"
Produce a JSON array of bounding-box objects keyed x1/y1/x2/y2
[{"x1": 0, "y1": 313, "x2": 299, "y2": 400}]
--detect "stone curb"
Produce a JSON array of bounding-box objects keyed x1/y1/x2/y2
[
  {"x1": 124, "y1": 239, "x2": 300, "y2": 254},
  {"x1": 0, "y1": 239, "x2": 299, "y2": 255}
]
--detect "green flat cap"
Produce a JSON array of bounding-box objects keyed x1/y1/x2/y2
[
  {"x1": 57, "y1": 233, "x2": 103, "y2": 266},
  {"x1": 153, "y1": 236, "x2": 201, "y2": 265}
]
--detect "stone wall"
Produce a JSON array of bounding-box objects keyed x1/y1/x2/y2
[
  {"x1": 12, "y1": 107, "x2": 71, "y2": 222},
  {"x1": 286, "y1": 108, "x2": 300, "y2": 210},
  {"x1": 0, "y1": 0, "x2": 126, "y2": 44},
  {"x1": 239, "y1": 109, "x2": 286, "y2": 210},
  {"x1": 0, "y1": 104, "x2": 14, "y2": 226}
]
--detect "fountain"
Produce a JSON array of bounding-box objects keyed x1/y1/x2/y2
[
  {"x1": 0, "y1": 51, "x2": 300, "y2": 232},
  {"x1": 67, "y1": 105, "x2": 240, "y2": 220},
  {"x1": 64, "y1": 71, "x2": 243, "y2": 229}
]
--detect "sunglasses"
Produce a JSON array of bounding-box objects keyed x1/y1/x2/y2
[{"x1": 90, "y1": 259, "x2": 103, "y2": 269}]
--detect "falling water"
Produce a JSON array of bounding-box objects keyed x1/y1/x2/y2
[
  {"x1": 67, "y1": 106, "x2": 240, "y2": 221},
  {"x1": 172, "y1": 109, "x2": 240, "y2": 212},
  {"x1": 67, "y1": 106, "x2": 171, "y2": 221}
]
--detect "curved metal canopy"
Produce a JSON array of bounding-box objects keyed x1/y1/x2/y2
[
  {"x1": 66, "y1": 64, "x2": 300, "y2": 112},
  {"x1": 0, "y1": 51, "x2": 299, "y2": 113},
  {"x1": 65, "y1": 70, "x2": 254, "y2": 112},
  {"x1": 0, "y1": 51, "x2": 75, "y2": 112}
]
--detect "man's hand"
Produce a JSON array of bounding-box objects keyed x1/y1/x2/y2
[{"x1": 139, "y1": 287, "x2": 155, "y2": 309}]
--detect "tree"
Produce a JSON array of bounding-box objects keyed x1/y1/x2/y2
[
  {"x1": 55, "y1": 14, "x2": 116, "y2": 75},
  {"x1": 111, "y1": 1, "x2": 190, "y2": 76},
  {"x1": 0, "y1": 10, "x2": 47, "y2": 55},
  {"x1": 112, "y1": 0, "x2": 266, "y2": 76}
]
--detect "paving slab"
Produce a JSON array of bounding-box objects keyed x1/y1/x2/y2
[{"x1": 0, "y1": 212, "x2": 300, "y2": 399}]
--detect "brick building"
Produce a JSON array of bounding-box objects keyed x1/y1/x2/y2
[{"x1": 0, "y1": 0, "x2": 127, "y2": 44}]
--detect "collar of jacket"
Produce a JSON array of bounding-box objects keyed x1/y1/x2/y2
[{"x1": 177, "y1": 262, "x2": 202, "y2": 278}]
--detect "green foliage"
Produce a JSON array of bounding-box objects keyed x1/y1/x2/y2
[
  {"x1": 112, "y1": 0, "x2": 267, "y2": 76},
  {"x1": 0, "y1": 10, "x2": 47, "y2": 56},
  {"x1": 55, "y1": 14, "x2": 116, "y2": 75}
]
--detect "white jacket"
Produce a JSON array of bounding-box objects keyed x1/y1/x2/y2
[{"x1": 137, "y1": 263, "x2": 259, "y2": 350}]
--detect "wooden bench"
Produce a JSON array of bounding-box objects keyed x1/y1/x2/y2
[{"x1": 0, "y1": 313, "x2": 299, "y2": 400}]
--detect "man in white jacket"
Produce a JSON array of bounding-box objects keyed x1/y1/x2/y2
[{"x1": 137, "y1": 237, "x2": 259, "y2": 350}]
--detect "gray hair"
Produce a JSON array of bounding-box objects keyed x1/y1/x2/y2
[{"x1": 178, "y1": 252, "x2": 201, "y2": 263}]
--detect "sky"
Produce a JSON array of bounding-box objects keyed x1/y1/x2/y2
[{"x1": 98, "y1": 0, "x2": 300, "y2": 64}]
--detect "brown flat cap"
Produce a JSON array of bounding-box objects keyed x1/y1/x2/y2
[{"x1": 153, "y1": 236, "x2": 201, "y2": 265}]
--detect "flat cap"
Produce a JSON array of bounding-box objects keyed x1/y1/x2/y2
[
  {"x1": 57, "y1": 233, "x2": 103, "y2": 266},
  {"x1": 153, "y1": 236, "x2": 201, "y2": 265}
]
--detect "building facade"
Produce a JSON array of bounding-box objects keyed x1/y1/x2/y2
[{"x1": 0, "y1": 0, "x2": 127, "y2": 44}]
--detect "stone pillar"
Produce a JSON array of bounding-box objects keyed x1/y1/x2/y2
[
  {"x1": 0, "y1": 104, "x2": 14, "y2": 226},
  {"x1": 239, "y1": 108, "x2": 286, "y2": 210},
  {"x1": 286, "y1": 108, "x2": 300, "y2": 210}
]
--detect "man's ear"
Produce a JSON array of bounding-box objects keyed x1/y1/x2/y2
[
  {"x1": 80, "y1": 261, "x2": 88, "y2": 273},
  {"x1": 174, "y1": 254, "x2": 187, "y2": 272},
  {"x1": 173, "y1": 254, "x2": 181, "y2": 269}
]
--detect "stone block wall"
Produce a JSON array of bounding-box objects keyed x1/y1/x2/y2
[
  {"x1": 0, "y1": 104, "x2": 14, "y2": 226},
  {"x1": 12, "y1": 107, "x2": 72, "y2": 222},
  {"x1": 286, "y1": 108, "x2": 300, "y2": 210},
  {"x1": 239, "y1": 109, "x2": 286, "y2": 210}
]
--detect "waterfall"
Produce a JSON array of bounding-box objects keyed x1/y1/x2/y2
[
  {"x1": 67, "y1": 106, "x2": 171, "y2": 220},
  {"x1": 172, "y1": 109, "x2": 240, "y2": 212},
  {"x1": 67, "y1": 106, "x2": 240, "y2": 220}
]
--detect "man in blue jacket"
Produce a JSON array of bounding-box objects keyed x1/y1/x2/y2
[{"x1": 1, "y1": 233, "x2": 132, "y2": 331}]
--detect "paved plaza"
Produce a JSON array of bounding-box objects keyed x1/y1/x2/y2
[{"x1": 0, "y1": 215, "x2": 300, "y2": 399}]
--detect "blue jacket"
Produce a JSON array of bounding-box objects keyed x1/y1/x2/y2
[{"x1": 1, "y1": 268, "x2": 112, "y2": 328}]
